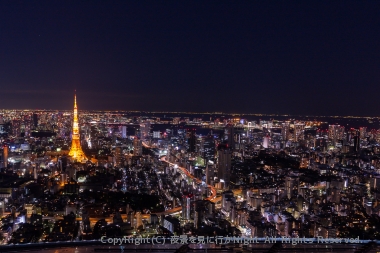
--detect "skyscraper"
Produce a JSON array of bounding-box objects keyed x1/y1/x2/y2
[
  {"x1": 115, "y1": 146, "x2": 123, "y2": 166},
  {"x1": 225, "y1": 124, "x2": 235, "y2": 148},
  {"x1": 203, "y1": 135, "x2": 215, "y2": 162},
  {"x1": 285, "y1": 176, "x2": 299, "y2": 199},
  {"x1": 222, "y1": 190, "x2": 234, "y2": 211},
  {"x1": 206, "y1": 163, "x2": 216, "y2": 185},
  {"x1": 359, "y1": 127, "x2": 367, "y2": 140},
  {"x1": 328, "y1": 124, "x2": 344, "y2": 146},
  {"x1": 32, "y1": 113, "x2": 38, "y2": 129},
  {"x1": 136, "y1": 211, "x2": 142, "y2": 228},
  {"x1": 353, "y1": 135, "x2": 360, "y2": 153},
  {"x1": 187, "y1": 128, "x2": 196, "y2": 153},
  {"x1": 263, "y1": 135, "x2": 270, "y2": 148},
  {"x1": 0, "y1": 145, "x2": 8, "y2": 169},
  {"x1": 217, "y1": 145, "x2": 232, "y2": 188},
  {"x1": 281, "y1": 122, "x2": 290, "y2": 141},
  {"x1": 122, "y1": 126, "x2": 127, "y2": 139},
  {"x1": 68, "y1": 93, "x2": 87, "y2": 162},
  {"x1": 182, "y1": 194, "x2": 191, "y2": 220},
  {"x1": 140, "y1": 122, "x2": 150, "y2": 140},
  {"x1": 293, "y1": 123, "x2": 305, "y2": 142},
  {"x1": 133, "y1": 137, "x2": 142, "y2": 156}
]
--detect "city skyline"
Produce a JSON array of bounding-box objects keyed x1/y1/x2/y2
[
  {"x1": 1, "y1": 1, "x2": 380, "y2": 116},
  {"x1": 0, "y1": 91, "x2": 380, "y2": 250},
  {"x1": 3, "y1": 1, "x2": 380, "y2": 252}
]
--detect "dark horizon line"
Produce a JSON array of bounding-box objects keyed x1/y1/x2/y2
[{"x1": 0, "y1": 108, "x2": 378, "y2": 119}]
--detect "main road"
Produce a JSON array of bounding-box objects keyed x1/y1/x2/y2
[{"x1": 142, "y1": 141, "x2": 217, "y2": 212}]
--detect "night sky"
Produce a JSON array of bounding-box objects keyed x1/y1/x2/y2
[{"x1": 1, "y1": 1, "x2": 380, "y2": 116}]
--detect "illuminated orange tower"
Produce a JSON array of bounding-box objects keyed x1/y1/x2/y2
[{"x1": 68, "y1": 92, "x2": 87, "y2": 161}]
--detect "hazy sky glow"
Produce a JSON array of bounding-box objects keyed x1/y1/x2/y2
[{"x1": 1, "y1": 1, "x2": 380, "y2": 116}]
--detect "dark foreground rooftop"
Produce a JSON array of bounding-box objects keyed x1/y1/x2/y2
[{"x1": 1, "y1": 241, "x2": 379, "y2": 253}]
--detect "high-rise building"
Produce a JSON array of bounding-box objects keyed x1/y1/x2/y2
[
  {"x1": 82, "y1": 211, "x2": 91, "y2": 233},
  {"x1": 32, "y1": 113, "x2": 38, "y2": 129},
  {"x1": 187, "y1": 128, "x2": 196, "y2": 153},
  {"x1": 263, "y1": 135, "x2": 270, "y2": 148},
  {"x1": 338, "y1": 126, "x2": 345, "y2": 141},
  {"x1": 115, "y1": 146, "x2": 123, "y2": 166},
  {"x1": 68, "y1": 93, "x2": 87, "y2": 162},
  {"x1": 328, "y1": 125, "x2": 337, "y2": 140},
  {"x1": 33, "y1": 166, "x2": 38, "y2": 180},
  {"x1": 0, "y1": 122, "x2": 5, "y2": 134},
  {"x1": 328, "y1": 124, "x2": 344, "y2": 145},
  {"x1": 370, "y1": 175, "x2": 380, "y2": 190},
  {"x1": 222, "y1": 190, "x2": 234, "y2": 211},
  {"x1": 217, "y1": 145, "x2": 232, "y2": 188},
  {"x1": 203, "y1": 135, "x2": 215, "y2": 162},
  {"x1": 353, "y1": 135, "x2": 360, "y2": 153},
  {"x1": 375, "y1": 130, "x2": 380, "y2": 143},
  {"x1": 11, "y1": 120, "x2": 21, "y2": 136},
  {"x1": 182, "y1": 194, "x2": 191, "y2": 220},
  {"x1": 163, "y1": 216, "x2": 180, "y2": 234},
  {"x1": 0, "y1": 201, "x2": 4, "y2": 217},
  {"x1": 206, "y1": 163, "x2": 216, "y2": 185},
  {"x1": 281, "y1": 122, "x2": 290, "y2": 141},
  {"x1": 122, "y1": 126, "x2": 127, "y2": 139},
  {"x1": 173, "y1": 117, "x2": 180, "y2": 124},
  {"x1": 140, "y1": 122, "x2": 151, "y2": 140},
  {"x1": 133, "y1": 138, "x2": 142, "y2": 156},
  {"x1": 0, "y1": 146, "x2": 8, "y2": 169},
  {"x1": 193, "y1": 200, "x2": 206, "y2": 229},
  {"x1": 293, "y1": 123, "x2": 305, "y2": 142},
  {"x1": 359, "y1": 127, "x2": 367, "y2": 139},
  {"x1": 225, "y1": 125, "x2": 235, "y2": 148},
  {"x1": 136, "y1": 211, "x2": 142, "y2": 228},
  {"x1": 285, "y1": 176, "x2": 299, "y2": 199}
]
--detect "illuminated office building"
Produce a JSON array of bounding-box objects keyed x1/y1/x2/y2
[
  {"x1": 217, "y1": 144, "x2": 232, "y2": 188},
  {"x1": 122, "y1": 126, "x2": 127, "y2": 139},
  {"x1": 285, "y1": 176, "x2": 299, "y2": 199},
  {"x1": 263, "y1": 135, "x2": 270, "y2": 148},
  {"x1": 182, "y1": 194, "x2": 191, "y2": 220},
  {"x1": 203, "y1": 135, "x2": 215, "y2": 162},
  {"x1": 206, "y1": 163, "x2": 216, "y2": 185},
  {"x1": 225, "y1": 124, "x2": 235, "y2": 148},
  {"x1": 0, "y1": 146, "x2": 8, "y2": 169},
  {"x1": 133, "y1": 137, "x2": 142, "y2": 156},
  {"x1": 293, "y1": 123, "x2": 305, "y2": 142},
  {"x1": 359, "y1": 127, "x2": 367, "y2": 139},
  {"x1": 328, "y1": 124, "x2": 345, "y2": 145},
  {"x1": 140, "y1": 122, "x2": 151, "y2": 140},
  {"x1": 115, "y1": 146, "x2": 123, "y2": 166},
  {"x1": 281, "y1": 122, "x2": 290, "y2": 141}
]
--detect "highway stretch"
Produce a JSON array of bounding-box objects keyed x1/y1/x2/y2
[
  {"x1": 159, "y1": 156, "x2": 217, "y2": 202},
  {"x1": 143, "y1": 140, "x2": 217, "y2": 215}
]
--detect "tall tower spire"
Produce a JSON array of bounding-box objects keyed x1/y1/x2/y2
[
  {"x1": 69, "y1": 91, "x2": 87, "y2": 161},
  {"x1": 74, "y1": 90, "x2": 77, "y2": 108}
]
